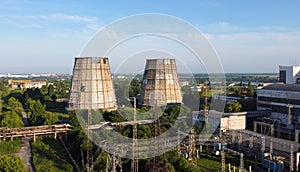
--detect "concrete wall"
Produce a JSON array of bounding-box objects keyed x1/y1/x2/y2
[
  {"x1": 140, "y1": 59, "x2": 182, "y2": 106},
  {"x1": 279, "y1": 65, "x2": 300, "y2": 84},
  {"x1": 220, "y1": 114, "x2": 246, "y2": 130},
  {"x1": 293, "y1": 66, "x2": 300, "y2": 84},
  {"x1": 69, "y1": 57, "x2": 117, "y2": 111},
  {"x1": 279, "y1": 66, "x2": 294, "y2": 84}
]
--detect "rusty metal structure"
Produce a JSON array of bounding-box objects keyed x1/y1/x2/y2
[
  {"x1": 68, "y1": 57, "x2": 117, "y2": 111},
  {"x1": 0, "y1": 124, "x2": 71, "y2": 141},
  {"x1": 140, "y1": 59, "x2": 182, "y2": 107}
]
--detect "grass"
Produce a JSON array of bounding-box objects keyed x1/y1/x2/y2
[
  {"x1": 197, "y1": 154, "x2": 222, "y2": 171},
  {"x1": 195, "y1": 150, "x2": 260, "y2": 172},
  {"x1": 31, "y1": 136, "x2": 73, "y2": 172}
]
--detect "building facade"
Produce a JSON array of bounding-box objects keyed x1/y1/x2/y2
[
  {"x1": 8, "y1": 80, "x2": 47, "y2": 89},
  {"x1": 279, "y1": 65, "x2": 300, "y2": 84},
  {"x1": 257, "y1": 84, "x2": 300, "y2": 128}
]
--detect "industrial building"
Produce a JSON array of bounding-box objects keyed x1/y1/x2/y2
[
  {"x1": 279, "y1": 65, "x2": 300, "y2": 84},
  {"x1": 68, "y1": 57, "x2": 117, "y2": 111},
  {"x1": 8, "y1": 79, "x2": 47, "y2": 89},
  {"x1": 140, "y1": 59, "x2": 182, "y2": 107},
  {"x1": 257, "y1": 84, "x2": 300, "y2": 128}
]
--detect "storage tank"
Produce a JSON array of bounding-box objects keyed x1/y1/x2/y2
[
  {"x1": 140, "y1": 59, "x2": 182, "y2": 107},
  {"x1": 68, "y1": 57, "x2": 117, "y2": 111}
]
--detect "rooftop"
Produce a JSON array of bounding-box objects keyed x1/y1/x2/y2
[{"x1": 262, "y1": 84, "x2": 300, "y2": 92}]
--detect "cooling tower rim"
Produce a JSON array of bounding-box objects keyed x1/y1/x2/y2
[
  {"x1": 146, "y1": 58, "x2": 175, "y2": 60},
  {"x1": 74, "y1": 57, "x2": 109, "y2": 60}
]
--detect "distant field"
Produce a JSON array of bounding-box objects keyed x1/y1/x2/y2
[{"x1": 178, "y1": 73, "x2": 279, "y2": 84}]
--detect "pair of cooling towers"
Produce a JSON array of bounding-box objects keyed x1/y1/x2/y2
[{"x1": 68, "y1": 57, "x2": 182, "y2": 111}]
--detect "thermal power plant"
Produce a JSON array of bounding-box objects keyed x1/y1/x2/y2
[
  {"x1": 140, "y1": 59, "x2": 182, "y2": 107},
  {"x1": 68, "y1": 57, "x2": 117, "y2": 111}
]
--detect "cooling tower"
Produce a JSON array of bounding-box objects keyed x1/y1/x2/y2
[
  {"x1": 140, "y1": 59, "x2": 182, "y2": 107},
  {"x1": 68, "y1": 57, "x2": 117, "y2": 111}
]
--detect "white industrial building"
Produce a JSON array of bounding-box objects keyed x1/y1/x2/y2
[
  {"x1": 279, "y1": 65, "x2": 300, "y2": 84},
  {"x1": 257, "y1": 84, "x2": 300, "y2": 129}
]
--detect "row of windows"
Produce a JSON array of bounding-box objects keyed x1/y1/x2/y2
[
  {"x1": 257, "y1": 103, "x2": 300, "y2": 114},
  {"x1": 258, "y1": 96, "x2": 300, "y2": 105}
]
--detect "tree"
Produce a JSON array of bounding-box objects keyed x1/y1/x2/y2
[
  {"x1": 0, "y1": 111, "x2": 24, "y2": 128},
  {"x1": 43, "y1": 112, "x2": 59, "y2": 125},
  {"x1": 25, "y1": 88, "x2": 44, "y2": 103},
  {"x1": 48, "y1": 85, "x2": 54, "y2": 97},
  {"x1": 0, "y1": 80, "x2": 9, "y2": 98},
  {"x1": 0, "y1": 155, "x2": 26, "y2": 172},
  {"x1": 27, "y1": 99, "x2": 46, "y2": 125},
  {"x1": 51, "y1": 94, "x2": 57, "y2": 102},
  {"x1": 247, "y1": 85, "x2": 255, "y2": 97},
  {"x1": 6, "y1": 97, "x2": 23, "y2": 116},
  {"x1": 129, "y1": 78, "x2": 141, "y2": 97},
  {"x1": 225, "y1": 102, "x2": 242, "y2": 113},
  {"x1": 0, "y1": 91, "x2": 2, "y2": 113}
]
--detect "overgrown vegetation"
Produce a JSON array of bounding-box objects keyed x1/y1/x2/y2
[
  {"x1": 31, "y1": 136, "x2": 73, "y2": 172},
  {"x1": 0, "y1": 138, "x2": 22, "y2": 155},
  {"x1": 0, "y1": 155, "x2": 26, "y2": 172},
  {"x1": 0, "y1": 73, "x2": 275, "y2": 171}
]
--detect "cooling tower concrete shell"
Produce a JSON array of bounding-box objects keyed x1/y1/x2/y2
[
  {"x1": 140, "y1": 59, "x2": 182, "y2": 107},
  {"x1": 68, "y1": 57, "x2": 117, "y2": 111}
]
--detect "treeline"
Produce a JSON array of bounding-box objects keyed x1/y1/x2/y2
[{"x1": 0, "y1": 79, "x2": 71, "y2": 171}]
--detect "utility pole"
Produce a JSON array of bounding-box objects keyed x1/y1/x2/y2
[
  {"x1": 239, "y1": 153, "x2": 244, "y2": 172},
  {"x1": 131, "y1": 97, "x2": 138, "y2": 172},
  {"x1": 290, "y1": 144, "x2": 294, "y2": 172},
  {"x1": 287, "y1": 104, "x2": 293, "y2": 140},
  {"x1": 204, "y1": 81, "x2": 210, "y2": 154},
  {"x1": 188, "y1": 128, "x2": 196, "y2": 164},
  {"x1": 221, "y1": 150, "x2": 226, "y2": 172},
  {"x1": 86, "y1": 109, "x2": 93, "y2": 172},
  {"x1": 147, "y1": 100, "x2": 168, "y2": 172}
]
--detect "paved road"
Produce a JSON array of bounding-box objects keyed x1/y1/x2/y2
[
  {"x1": 21, "y1": 112, "x2": 29, "y2": 126},
  {"x1": 17, "y1": 138, "x2": 34, "y2": 172},
  {"x1": 19, "y1": 111, "x2": 35, "y2": 172}
]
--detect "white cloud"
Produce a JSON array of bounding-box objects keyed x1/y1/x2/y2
[
  {"x1": 0, "y1": 13, "x2": 102, "y2": 38},
  {"x1": 39, "y1": 14, "x2": 98, "y2": 23}
]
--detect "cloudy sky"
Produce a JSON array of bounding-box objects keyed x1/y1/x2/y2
[{"x1": 0, "y1": 0, "x2": 299, "y2": 74}]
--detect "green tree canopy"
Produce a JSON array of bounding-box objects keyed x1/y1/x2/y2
[
  {"x1": 225, "y1": 102, "x2": 242, "y2": 113},
  {"x1": 48, "y1": 84, "x2": 54, "y2": 97},
  {"x1": 6, "y1": 97, "x2": 23, "y2": 116},
  {"x1": 27, "y1": 99, "x2": 46, "y2": 125},
  {"x1": 247, "y1": 85, "x2": 255, "y2": 97},
  {"x1": 43, "y1": 112, "x2": 60, "y2": 125},
  {"x1": 0, "y1": 155, "x2": 26, "y2": 172},
  {"x1": 0, "y1": 111, "x2": 24, "y2": 128}
]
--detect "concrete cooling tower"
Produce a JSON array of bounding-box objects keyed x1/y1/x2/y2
[
  {"x1": 68, "y1": 57, "x2": 117, "y2": 111},
  {"x1": 140, "y1": 59, "x2": 182, "y2": 107}
]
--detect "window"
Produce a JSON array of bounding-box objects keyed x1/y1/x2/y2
[
  {"x1": 279, "y1": 70, "x2": 286, "y2": 83},
  {"x1": 258, "y1": 96, "x2": 300, "y2": 105}
]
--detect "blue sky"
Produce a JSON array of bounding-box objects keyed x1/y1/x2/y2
[{"x1": 0, "y1": 0, "x2": 300, "y2": 74}]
